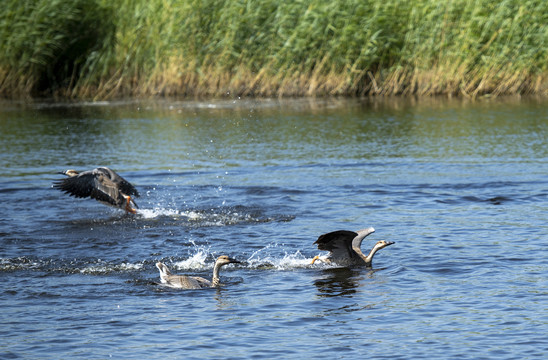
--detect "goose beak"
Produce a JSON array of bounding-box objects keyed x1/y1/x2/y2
[
  {"x1": 229, "y1": 258, "x2": 241, "y2": 264},
  {"x1": 385, "y1": 241, "x2": 395, "y2": 246}
]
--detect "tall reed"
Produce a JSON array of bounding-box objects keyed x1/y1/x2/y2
[{"x1": 1, "y1": 0, "x2": 547, "y2": 99}]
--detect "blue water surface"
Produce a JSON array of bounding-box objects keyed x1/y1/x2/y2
[{"x1": 0, "y1": 97, "x2": 547, "y2": 359}]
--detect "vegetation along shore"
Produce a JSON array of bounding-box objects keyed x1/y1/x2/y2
[{"x1": 1, "y1": 0, "x2": 547, "y2": 100}]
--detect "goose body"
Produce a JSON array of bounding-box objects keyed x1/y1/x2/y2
[
  {"x1": 311, "y1": 227, "x2": 394, "y2": 267},
  {"x1": 53, "y1": 167, "x2": 139, "y2": 214},
  {"x1": 156, "y1": 255, "x2": 240, "y2": 289}
]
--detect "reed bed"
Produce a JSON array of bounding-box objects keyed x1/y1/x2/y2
[{"x1": 1, "y1": 0, "x2": 547, "y2": 99}]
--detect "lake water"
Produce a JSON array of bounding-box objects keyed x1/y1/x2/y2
[{"x1": 0, "y1": 97, "x2": 547, "y2": 359}]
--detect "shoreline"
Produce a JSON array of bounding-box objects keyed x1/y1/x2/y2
[{"x1": 2, "y1": 0, "x2": 547, "y2": 100}]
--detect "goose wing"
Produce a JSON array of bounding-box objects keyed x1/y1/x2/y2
[
  {"x1": 99, "y1": 167, "x2": 140, "y2": 197},
  {"x1": 314, "y1": 230, "x2": 357, "y2": 260},
  {"x1": 53, "y1": 169, "x2": 123, "y2": 207},
  {"x1": 117, "y1": 180, "x2": 139, "y2": 197},
  {"x1": 164, "y1": 275, "x2": 204, "y2": 289},
  {"x1": 191, "y1": 276, "x2": 212, "y2": 288}
]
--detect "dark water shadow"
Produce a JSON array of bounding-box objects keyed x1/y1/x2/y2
[{"x1": 314, "y1": 267, "x2": 383, "y2": 298}]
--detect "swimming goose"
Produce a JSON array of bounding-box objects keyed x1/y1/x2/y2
[
  {"x1": 311, "y1": 227, "x2": 394, "y2": 267},
  {"x1": 53, "y1": 167, "x2": 139, "y2": 214},
  {"x1": 156, "y1": 255, "x2": 241, "y2": 289}
]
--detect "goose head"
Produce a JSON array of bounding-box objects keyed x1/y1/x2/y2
[
  {"x1": 373, "y1": 240, "x2": 395, "y2": 251},
  {"x1": 60, "y1": 169, "x2": 80, "y2": 177},
  {"x1": 215, "y1": 255, "x2": 241, "y2": 267}
]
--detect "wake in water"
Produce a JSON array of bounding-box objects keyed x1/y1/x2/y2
[
  {"x1": 134, "y1": 204, "x2": 295, "y2": 227},
  {"x1": 156, "y1": 244, "x2": 313, "y2": 272},
  {"x1": 162, "y1": 245, "x2": 317, "y2": 271},
  {"x1": 137, "y1": 208, "x2": 198, "y2": 220},
  {"x1": 0, "y1": 256, "x2": 146, "y2": 274},
  {"x1": 0, "y1": 241, "x2": 343, "y2": 277},
  {"x1": 246, "y1": 243, "x2": 318, "y2": 270}
]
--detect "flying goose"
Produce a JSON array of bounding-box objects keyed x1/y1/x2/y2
[{"x1": 53, "y1": 167, "x2": 139, "y2": 214}]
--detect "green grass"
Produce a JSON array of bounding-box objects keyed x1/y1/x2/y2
[{"x1": 1, "y1": 0, "x2": 547, "y2": 99}]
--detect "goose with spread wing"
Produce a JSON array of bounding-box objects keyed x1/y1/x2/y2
[
  {"x1": 53, "y1": 167, "x2": 139, "y2": 214},
  {"x1": 311, "y1": 227, "x2": 394, "y2": 267}
]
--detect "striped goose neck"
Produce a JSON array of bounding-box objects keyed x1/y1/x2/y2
[{"x1": 211, "y1": 262, "x2": 223, "y2": 287}]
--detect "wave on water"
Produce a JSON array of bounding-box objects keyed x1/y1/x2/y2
[
  {"x1": 248, "y1": 250, "x2": 320, "y2": 270},
  {"x1": 1, "y1": 247, "x2": 342, "y2": 276},
  {"x1": 136, "y1": 208, "x2": 195, "y2": 219},
  {"x1": 78, "y1": 261, "x2": 144, "y2": 274},
  {"x1": 245, "y1": 244, "x2": 333, "y2": 270},
  {"x1": 172, "y1": 249, "x2": 210, "y2": 270},
  {"x1": 164, "y1": 246, "x2": 317, "y2": 271},
  {"x1": 135, "y1": 205, "x2": 295, "y2": 227},
  {"x1": 0, "y1": 257, "x2": 146, "y2": 275}
]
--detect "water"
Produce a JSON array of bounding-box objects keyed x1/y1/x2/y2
[{"x1": 0, "y1": 97, "x2": 547, "y2": 359}]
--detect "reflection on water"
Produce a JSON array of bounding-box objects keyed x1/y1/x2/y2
[
  {"x1": 314, "y1": 267, "x2": 389, "y2": 298},
  {"x1": 1, "y1": 97, "x2": 547, "y2": 181},
  {"x1": 314, "y1": 268, "x2": 362, "y2": 297}
]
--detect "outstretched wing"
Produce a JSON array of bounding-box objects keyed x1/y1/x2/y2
[
  {"x1": 314, "y1": 230, "x2": 358, "y2": 261},
  {"x1": 100, "y1": 167, "x2": 139, "y2": 197},
  {"x1": 116, "y1": 178, "x2": 139, "y2": 197},
  {"x1": 53, "y1": 172, "x2": 95, "y2": 198},
  {"x1": 53, "y1": 170, "x2": 122, "y2": 207}
]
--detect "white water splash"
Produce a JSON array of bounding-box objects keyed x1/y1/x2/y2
[
  {"x1": 136, "y1": 208, "x2": 179, "y2": 219},
  {"x1": 79, "y1": 261, "x2": 144, "y2": 274},
  {"x1": 270, "y1": 251, "x2": 317, "y2": 270},
  {"x1": 136, "y1": 207, "x2": 204, "y2": 220},
  {"x1": 161, "y1": 243, "x2": 325, "y2": 272},
  {"x1": 173, "y1": 250, "x2": 210, "y2": 270},
  {"x1": 246, "y1": 245, "x2": 329, "y2": 270}
]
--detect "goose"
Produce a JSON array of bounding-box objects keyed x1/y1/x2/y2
[
  {"x1": 311, "y1": 227, "x2": 394, "y2": 267},
  {"x1": 156, "y1": 255, "x2": 241, "y2": 289},
  {"x1": 53, "y1": 167, "x2": 139, "y2": 214}
]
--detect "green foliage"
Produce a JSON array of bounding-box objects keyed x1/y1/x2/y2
[
  {"x1": 0, "y1": 0, "x2": 114, "y2": 96},
  {"x1": 1, "y1": 0, "x2": 547, "y2": 98}
]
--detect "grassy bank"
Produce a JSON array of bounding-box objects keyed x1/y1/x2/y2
[{"x1": 1, "y1": 0, "x2": 547, "y2": 99}]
